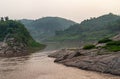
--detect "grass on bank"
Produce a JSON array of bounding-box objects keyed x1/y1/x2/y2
[
  {"x1": 83, "y1": 39, "x2": 120, "y2": 52},
  {"x1": 103, "y1": 41, "x2": 120, "y2": 52},
  {"x1": 83, "y1": 44, "x2": 95, "y2": 50},
  {"x1": 98, "y1": 38, "x2": 112, "y2": 43}
]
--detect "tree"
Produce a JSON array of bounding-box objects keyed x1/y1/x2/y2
[
  {"x1": 5, "y1": 16, "x2": 9, "y2": 21},
  {"x1": 1, "y1": 17, "x2": 4, "y2": 21}
]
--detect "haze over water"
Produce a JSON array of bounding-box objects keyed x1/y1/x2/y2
[
  {"x1": 0, "y1": 0, "x2": 120, "y2": 79},
  {"x1": 0, "y1": 0, "x2": 120, "y2": 22}
]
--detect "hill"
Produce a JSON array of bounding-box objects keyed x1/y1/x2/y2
[
  {"x1": 20, "y1": 17, "x2": 76, "y2": 41},
  {"x1": 51, "y1": 13, "x2": 120, "y2": 41},
  {"x1": 0, "y1": 18, "x2": 45, "y2": 57}
]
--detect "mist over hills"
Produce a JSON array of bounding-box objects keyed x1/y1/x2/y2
[
  {"x1": 20, "y1": 17, "x2": 76, "y2": 41},
  {"x1": 20, "y1": 13, "x2": 120, "y2": 42},
  {"x1": 50, "y1": 13, "x2": 120, "y2": 42}
]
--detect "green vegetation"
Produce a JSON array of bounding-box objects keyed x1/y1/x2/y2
[
  {"x1": 51, "y1": 13, "x2": 120, "y2": 42},
  {"x1": 98, "y1": 38, "x2": 112, "y2": 43},
  {"x1": 83, "y1": 44, "x2": 95, "y2": 50},
  {"x1": 19, "y1": 13, "x2": 120, "y2": 42},
  {"x1": 103, "y1": 41, "x2": 120, "y2": 52},
  {"x1": 20, "y1": 17, "x2": 76, "y2": 41},
  {"x1": 0, "y1": 18, "x2": 45, "y2": 52},
  {"x1": 106, "y1": 41, "x2": 120, "y2": 46},
  {"x1": 104, "y1": 45, "x2": 120, "y2": 52}
]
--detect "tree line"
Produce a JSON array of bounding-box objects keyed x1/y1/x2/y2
[{"x1": 0, "y1": 17, "x2": 9, "y2": 21}]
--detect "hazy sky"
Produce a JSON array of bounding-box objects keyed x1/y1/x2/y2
[{"x1": 0, "y1": 0, "x2": 120, "y2": 22}]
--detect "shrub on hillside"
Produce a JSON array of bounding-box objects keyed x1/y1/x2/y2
[
  {"x1": 106, "y1": 41, "x2": 120, "y2": 46},
  {"x1": 98, "y1": 38, "x2": 112, "y2": 43},
  {"x1": 103, "y1": 41, "x2": 120, "y2": 52},
  {"x1": 83, "y1": 44, "x2": 95, "y2": 50}
]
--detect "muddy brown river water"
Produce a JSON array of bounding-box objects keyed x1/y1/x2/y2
[{"x1": 0, "y1": 50, "x2": 120, "y2": 79}]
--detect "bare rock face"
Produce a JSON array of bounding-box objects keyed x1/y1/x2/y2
[
  {"x1": 0, "y1": 37, "x2": 28, "y2": 57},
  {"x1": 112, "y1": 33, "x2": 120, "y2": 41},
  {"x1": 49, "y1": 49, "x2": 120, "y2": 75},
  {"x1": 49, "y1": 49, "x2": 83, "y2": 62}
]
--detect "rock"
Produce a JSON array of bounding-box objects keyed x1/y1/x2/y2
[
  {"x1": 112, "y1": 33, "x2": 120, "y2": 41},
  {"x1": 49, "y1": 49, "x2": 120, "y2": 75},
  {"x1": 0, "y1": 37, "x2": 28, "y2": 57},
  {"x1": 1, "y1": 43, "x2": 8, "y2": 48},
  {"x1": 66, "y1": 51, "x2": 82, "y2": 59},
  {"x1": 0, "y1": 47, "x2": 2, "y2": 50},
  {"x1": 96, "y1": 43, "x2": 106, "y2": 47}
]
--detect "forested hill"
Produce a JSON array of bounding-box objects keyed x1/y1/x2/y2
[
  {"x1": 51, "y1": 13, "x2": 120, "y2": 41},
  {"x1": 0, "y1": 18, "x2": 45, "y2": 57},
  {"x1": 20, "y1": 17, "x2": 76, "y2": 41}
]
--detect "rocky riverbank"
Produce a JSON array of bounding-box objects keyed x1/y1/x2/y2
[
  {"x1": 49, "y1": 48, "x2": 120, "y2": 75},
  {"x1": 0, "y1": 37, "x2": 45, "y2": 57},
  {"x1": 0, "y1": 37, "x2": 28, "y2": 57},
  {"x1": 49, "y1": 34, "x2": 120, "y2": 75}
]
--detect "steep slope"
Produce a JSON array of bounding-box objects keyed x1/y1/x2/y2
[
  {"x1": 52, "y1": 13, "x2": 120, "y2": 41},
  {"x1": 0, "y1": 19, "x2": 45, "y2": 57},
  {"x1": 20, "y1": 17, "x2": 76, "y2": 41}
]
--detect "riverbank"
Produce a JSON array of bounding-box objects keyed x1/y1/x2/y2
[
  {"x1": 0, "y1": 50, "x2": 120, "y2": 79},
  {"x1": 0, "y1": 41, "x2": 46, "y2": 57},
  {"x1": 49, "y1": 49, "x2": 120, "y2": 75}
]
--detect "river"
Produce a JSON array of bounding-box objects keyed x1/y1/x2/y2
[{"x1": 0, "y1": 43, "x2": 120, "y2": 79}]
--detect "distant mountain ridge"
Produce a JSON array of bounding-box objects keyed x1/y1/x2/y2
[
  {"x1": 20, "y1": 17, "x2": 76, "y2": 41},
  {"x1": 50, "y1": 13, "x2": 120, "y2": 41}
]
